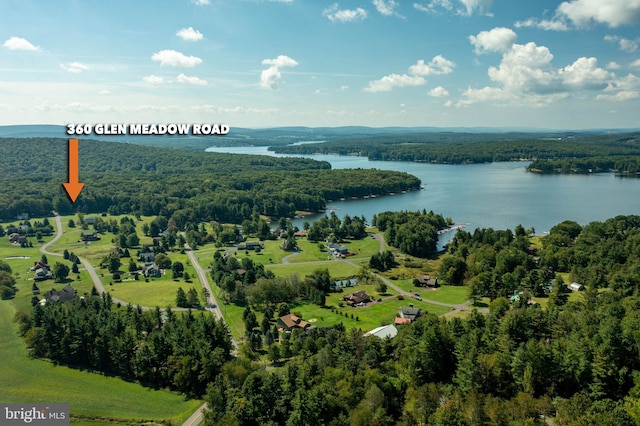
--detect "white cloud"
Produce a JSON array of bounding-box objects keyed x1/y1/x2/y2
[
  {"x1": 560, "y1": 57, "x2": 613, "y2": 90},
  {"x1": 323, "y1": 3, "x2": 368, "y2": 22},
  {"x1": 3, "y1": 36, "x2": 39, "y2": 51},
  {"x1": 607, "y1": 61, "x2": 622, "y2": 69},
  {"x1": 176, "y1": 27, "x2": 204, "y2": 42},
  {"x1": 340, "y1": 85, "x2": 350, "y2": 91},
  {"x1": 99, "y1": 90, "x2": 110, "y2": 95},
  {"x1": 459, "y1": 41, "x2": 616, "y2": 107},
  {"x1": 60, "y1": 62, "x2": 89, "y2": 73},
  {"x1": 373, "y1": 0, "x2": 399, "y2": 16},
  {"x1": 365, "y1": 55, "x2": 454, "y2": 92},
  {"x1": 413, "y1": 0, "x2": 491, "y2": 16},
  {"x1": 191, "y1": 0, "x2": 209, "y2": 5},
  {"x1": 514, "y1": 18, "x2": 568, "y2": 31},
  {"x1": 364, "y1": 74, "x2": 426, "y2": 92},
  {"x1": 143, "y1": 75, "x2": 165, "y2": 84},
  {"x1": 632, "y1": 59, "x2": 640, "y2": 68},
  {"x1": 409, "y1": 55, "x2": 456, "y2": 75},
  {"x1": 151, "y1": 50, "x2": 202, "y2": 67},
  {"x1": 459, "y1": 0, "x2": 493, "y2": 16},
  {"x1": 597, "y1": 73, "x2": 640, "y2": 100},
  {"x1": 429, "y1": 86, "x2": 450, "y2": 97},
  {"x1": 557, "y1": 0, "x2": 640, "y2": 28},
  {"x1": 176, "y1": 73, "x2": 208, "y2": 85},
  {"x1": 469, "y1": 27, "x2": 517, "y2": 54},
  {"x1": 260, "y1": 55, "x2": 298, "y2": 89},
  {"x1": 604, "y1": 35, "x2": 639, "y2": 52}
]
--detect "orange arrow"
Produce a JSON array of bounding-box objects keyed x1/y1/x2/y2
[{"x1": 62, "y1": 138, "x2": 84, "y2": 203}]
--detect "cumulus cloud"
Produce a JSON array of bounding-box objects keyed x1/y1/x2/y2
[
  {"x1": 176, "y1": 73, "x2": 207, "y2": 85},
  {"x1": 631, "y1": 59, "x2": 640, "y2": 68},
  {"x1": 373, "y1": 0, "x2": 399, "y2": 16},
  {"x1": 151, "y1": 50, "x2": 202, "y2": 67},
  {"x1": 365, "y1": 55, "x2": 455, "y2": 92},
  {"x1": 469, "y1": 27, "x2": 517, "y2": 54},
  {"x1": 519, "y1": 0, "x2": 640, "y2": 31},
  {"x1": 143, "y1": 75, "x2": 165, "y2": 84},
  {"x1": 560, "y1": 57, "x2": 614, "y2": 90},
  {"x1": 260, "y1": 55, "x2": 298, "y2": 89},
  {"x1": 176, "y1": 27, "x2": 204, "y2": 41},
  {"x1": 3, "y1": 36, "x2": 39, "y2": 51},
  {"x1": 323, "y1": 3, "x2": 368, "y2": 22},
  {"x1": 191, "y1": 0, "x2": 209, "y2": 5},
  {"x1": 604, "y1": 35, "x2": 639, "y2": 52},
  {"x1": 364, "y1": 74, "x2": 426, "y2": 92},
  {"x1": 60, "y1": 62, "x2": 89, "y2": 73},
  {"x1": 557, "y1": 0, "x2": 640, "y2": 28},
  {"x1": 413, "y1": 0, "x2": 492, "y2": 16},
  {"x1": 429, "y1": 86, "x2": 450, "y2": 97},
  {"x1": 409, "y1": 55, "x2": 456, "y2": 75},
  {"x1": 597, "y1": 73, "x2": 640, "y2": 101},
  {"x1": 459, "y1": 40, "x2": 617, "y2": 107}
]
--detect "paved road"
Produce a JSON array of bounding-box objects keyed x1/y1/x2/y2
[{"x1": 181, "y1": 403, "x2": 207, "y2": 426}]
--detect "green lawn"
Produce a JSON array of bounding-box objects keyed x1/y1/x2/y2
[
  {"x1": 266, "y1": 260, "x2": 359, "y2": 279},
  {"x1": 419, "y1": 285, "x2": 470, "y2": 305},
  {"x1": 0, "y1": 300, "x2": 201, "y2": 425}
]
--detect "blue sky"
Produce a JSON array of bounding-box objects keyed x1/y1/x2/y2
[{"x1": 1, "y1": 0, "x2": 639, "y2": 129}]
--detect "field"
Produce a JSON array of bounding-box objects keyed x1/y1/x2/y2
[{"x1": 0, "y1": 300, "x2": 201, "y2": 425}]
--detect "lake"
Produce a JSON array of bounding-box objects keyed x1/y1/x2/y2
[{"x1": 206, "y1": 146, "x2": 640, "y2": 235}]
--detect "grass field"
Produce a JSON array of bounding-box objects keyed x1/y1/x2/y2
[
  {"x1": 0, "y1": 300, "x2": 201, "y2": 425},
  {"x1": 419, "y1": 285, "x2": 470, "y2": 305},
  {"x1": 266, "y1": 260, "x2": 359, "y2": 279}
]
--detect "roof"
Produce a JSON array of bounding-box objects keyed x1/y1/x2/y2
[
  {"x1": 365, "y1": 324, "x2": 398, "y2": 339},
  {"x1": 400, "y1": 306, "x2": 422, "y2": 321},
  {"x1": 279, "y1": 314, "x2": 309, "y2": 330},
  {"x1": 395, "y1": 317, "x2": 411, "y2": 325},
  {"x1": 345, "y1": 290, "x2": 371, "y2": 304},
  {"x1": 44, "y1": 284, "x2": 76, "y2": 303}
]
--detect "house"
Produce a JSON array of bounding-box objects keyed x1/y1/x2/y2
[
  {"x1": 8, "y1": 233, "x2": 26, "y2": 245},
  {"x1": 394, "y1": 317, "x2": 412, "y2": 325},
  {"x1": 278, "y1": 314, "x2": 310, "y2": 332},
  {"x1": 413, "y1": 275, "x2": 439, "y2": 287},
  {"x1": 399, "y1": 306, "x2": 421, "y2": 322},
  {"x1": 238, "y1": 241, "x2": 264, "y2": 251},
  {"x1": 328, "y1": 243, "x2": 349, "y2": 257},
  {"x1": 138, "y1": 252, "x2": 155, "y2": 263},
  {"x1": 81, "y1": 232, "x2": 100, "y2": 242},
  {"x1": 343, "y1": 290, "x2": 371, "y2": 307},
  {"x1": 364, "y1": 324, "x2": 398, "y2": 339},
  {"x1": 44, "y1": 285, "x2": 76, "y2": 303},
  {"x1": 143, "y1": 264, "x2": 162, "y2": 278},
  {"x1": 569, "y1": 282, "x2": 584, "y2": 292},
  {"x1": 34, "y1": 267, "x2": 52, "y2": 282},
  {"x1": 332, "y1": 278, "x2": 358, "y2": 290}
]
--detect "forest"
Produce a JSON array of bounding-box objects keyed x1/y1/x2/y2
[
  {"x1": 0, "y1": 138, "x2": 420, "y2": 222},
  {"x1": 11, "y1": 213, "x2": 640, "y2": 424},
  {"x1": 271, "y1": 132, "x2": 640, "y2": 173}
]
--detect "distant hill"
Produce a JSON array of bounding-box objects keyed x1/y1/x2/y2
[{"x1": 1, "y1": 124, "x2": 639, "y2": 152}]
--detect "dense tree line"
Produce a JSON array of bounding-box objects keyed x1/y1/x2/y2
[
  {"x1": 528, "y1": 155, "x2": 640, "y2": 175},
  {"x1": 15, "y1": 293, "x2": 232, "y2": 397},
  {"x1": 0, "y1": 138, "x2": 420, "y2": 222},
  {"x1": 373, "y1": 210, "x2": 448, "y2": 258},
  {"x1": 203, "y1": 290, "x2": 640, "y2": 425},
  {"x1": 272, "y1": 132, "x2": 640, "y2": 166},
  {"x1": 306, "y1": 212, "x2": 368, "y2": 242}
]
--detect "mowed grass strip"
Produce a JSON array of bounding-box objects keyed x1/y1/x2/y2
[
  {"x1": 266, "y1": 260, "x2": 359, "y2": 279},
  {"x1": 0, "y1": 301, "x2": 201, "y2": 424}
]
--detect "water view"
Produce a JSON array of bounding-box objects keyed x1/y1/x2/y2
[{"x1": 207, "y1": 146, "x2": 640, "y2": 234}]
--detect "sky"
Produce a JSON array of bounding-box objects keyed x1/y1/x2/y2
[{"x1": 1, "y1": 0, "x2": 640, "y2": 129}]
